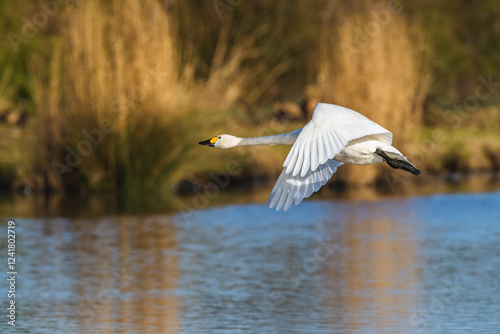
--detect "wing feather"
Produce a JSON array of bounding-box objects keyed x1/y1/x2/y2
[
  {"x1": 310, "y1": 138, "x2": 319, "y2": 174},
  {"x1": 276, "y1": 185, "x2": 289, "y2": 210},
  {"x1": 292, "y1": 140, "x2": 305, "y2": 176},
  {"x1": 283, "y1": 103, "x2": 392, "y2": 175},
  {"x1": 270, "y1": 103, "x2": 393, "y2": 211},
  {"x1": 301, "y1": 142, "x2": 311, "y2": 177},
  {"x1": 322, "y1": 130, "x2": 335, "y2": 160},
  {"x1": 269, "y1": 159, "x2": 344, "y2": 211},
  {"x1": 317, "y1": 130, "x2": 328, "y2": 167}
]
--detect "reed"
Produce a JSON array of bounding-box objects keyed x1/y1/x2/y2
[
  {"x1": 310, "y1": 0, "x2": 428, "y2": 185},
  {"x1": 31, "y1": 0, "x2": 273, "y2": 192}
]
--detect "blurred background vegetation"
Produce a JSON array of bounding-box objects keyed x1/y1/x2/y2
[{"x1": 0, "y1": 0, "x2": 499, "y2": 196}]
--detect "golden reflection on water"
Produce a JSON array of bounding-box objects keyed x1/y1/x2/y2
[
  {"x1": 61, "y1": 216, "x2": 180, "y2": 333},
  {"x1": 325, "y1": 206, "x2": 419, "y2": 332},
  {"x1": 8, "y1": 188, "x2": 500, "y2": 333}
]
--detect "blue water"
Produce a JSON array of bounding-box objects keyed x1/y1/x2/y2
[{"x1": 1, "y1": 191, "x2": 500, "y2": 333}]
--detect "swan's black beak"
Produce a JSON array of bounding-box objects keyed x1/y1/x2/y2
[{"x1": 199, "y1": 139, "x2": 215, "y2": 147}]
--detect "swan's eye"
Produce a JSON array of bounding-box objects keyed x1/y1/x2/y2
[{"x1": 218, "y1": 136, "x2": 221, "y2": 139}]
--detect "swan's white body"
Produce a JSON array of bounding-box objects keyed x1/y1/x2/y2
[{"x1": 200, "y1": 103, "x2": 420, "y2": 211}]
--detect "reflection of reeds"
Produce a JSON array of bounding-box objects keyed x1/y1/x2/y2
[
  {"x1": 338, "y1": 216, "x2": 418, "y2": 332},
  {"x1": 311, "y1": 0, "x2": 428, "y2": 184},
  {"x1": 31, "y1": 0, "x2": 275, "y2": 192}
]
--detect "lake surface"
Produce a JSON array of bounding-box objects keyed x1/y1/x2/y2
[{"x1": 1, "y1": 187, "x2": 500, "y2": 333}]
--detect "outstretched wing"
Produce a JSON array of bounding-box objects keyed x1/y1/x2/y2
[
  {"x1": 269, "y1": 159, "x2": 343, "y2": 211},
  {"x1": 269, "y1": 103, "x2": 393, "y2": 211},
  {"x1": 284, "y1": 103, "x2": 392, "y2": 177}
]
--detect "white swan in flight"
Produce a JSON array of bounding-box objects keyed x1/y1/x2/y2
[{"x1": 199, "y1": 103, "x2": 421, "y2": 211}]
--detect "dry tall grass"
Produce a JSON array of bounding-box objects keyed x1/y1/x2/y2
[
  {"x1": 31, "y1": 0, "x2": 274, "y2": 192},
  {"x1": 0, "y1": 66, "x2": 15, "y2": 113},
  {"x1": 310, "y1": 0, "x2": 428, "y2": 185}
]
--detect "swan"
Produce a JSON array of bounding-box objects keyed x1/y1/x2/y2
[{"x1": 199, "y1": 103, "x2": 421, "y2": 211}]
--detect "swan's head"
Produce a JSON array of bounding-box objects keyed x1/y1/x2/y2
[{"x1": 199, "y1": 134, "x2": 241, "y2": 149}]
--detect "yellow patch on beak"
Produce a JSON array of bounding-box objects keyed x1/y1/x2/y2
[{"x1": 210, "y1": 137, "x2": 218, "y2": 144}]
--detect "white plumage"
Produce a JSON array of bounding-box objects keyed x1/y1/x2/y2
[
  {"x1": 283, "y1": 104, "x2": 392, "y2": 176},
  {"x1": 269, "y1": 159, "x2": 343, "y2": 211},
  {"x1": 199, "y1": 103, "x2": 421, "y2": 211}
]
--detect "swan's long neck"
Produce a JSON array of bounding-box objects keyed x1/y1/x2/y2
[{"x1": 238, "y1": 129, "x2": 301, "y2": 146}]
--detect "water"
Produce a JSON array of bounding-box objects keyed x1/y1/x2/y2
[{"x1": 1, "y1": 190, "x2": 500, "y2": 333}]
